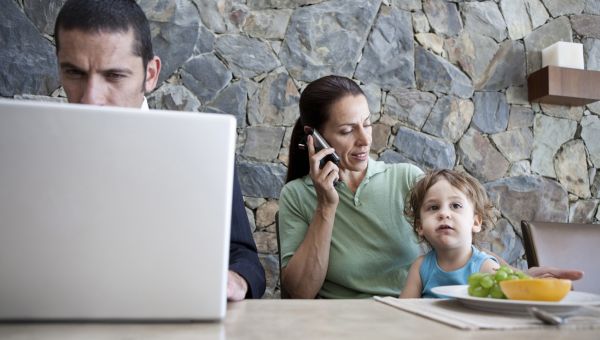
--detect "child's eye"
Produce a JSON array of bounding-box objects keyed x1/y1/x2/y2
[
  {"x1": 451, "y1": 203, "x2": 463, "y2": 209},
  {"x1": 427, "y1": 205, "x2": 439, "y2": 211}
]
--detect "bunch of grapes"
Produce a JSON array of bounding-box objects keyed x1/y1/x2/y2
[{"x1": 467, "y1": 265, "x2": 530, "y2": 299}]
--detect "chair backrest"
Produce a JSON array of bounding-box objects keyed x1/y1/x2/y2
[
  {"x1": 521, "y1": 221, "x2": 600, "y2": 294},
  {"x1": 275, "y1": 211, "x2": 290, "y2": 298}
]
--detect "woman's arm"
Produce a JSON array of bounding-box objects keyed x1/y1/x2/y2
[
  {"x1": 281, "y1": 135, "x2": 341, "y2": 298},
  {"x1": 399, "y1": 256, "x2": 424, "y2": 298}
]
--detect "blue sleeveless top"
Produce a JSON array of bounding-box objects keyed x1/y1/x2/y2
[{"x1": 420, "y1": 245, "x2": 498, "y2": 298}]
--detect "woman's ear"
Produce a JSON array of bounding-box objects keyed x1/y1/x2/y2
[{"x1": 472, "y1": 214, "x2": 483, "y2": 233}]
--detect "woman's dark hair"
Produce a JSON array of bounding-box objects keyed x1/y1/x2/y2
[
  {"x1": 54, "y1": 0, "x2": 154, "y2": 72},
  {"x1": 286, "y1": 75, "x2": 364, "y2": 183}
]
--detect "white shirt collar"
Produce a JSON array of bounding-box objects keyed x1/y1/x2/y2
[{"x1": 141, "y1": 96, "x2": 149, "y2": 111}]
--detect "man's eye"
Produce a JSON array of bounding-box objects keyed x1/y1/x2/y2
[
  {"x1": 64, "y1": 69, "x2": 83, "y2": 77},
  {"x1": 107, "y1": 73, "x2": 125, "y2": 80}
]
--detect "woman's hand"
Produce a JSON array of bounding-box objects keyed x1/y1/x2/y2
[
  {"x1": 527, "y1": 266, "x2": 584, "y2": 280},
  {"x1": 307, "y1": 135, "x2": 339, "y2": 207}
]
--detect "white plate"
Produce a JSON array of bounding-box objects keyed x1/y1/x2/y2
[{"x1": 431, "y1": 285, "x2": 600, "y2": 315}]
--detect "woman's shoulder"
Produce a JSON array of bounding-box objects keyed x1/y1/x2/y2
[
  {"x1": 373, "y1": 160, "x2": 424, "y2": 180},
  {"x1": 280, "y1": 176, "x2": 312, "y2": 200}
]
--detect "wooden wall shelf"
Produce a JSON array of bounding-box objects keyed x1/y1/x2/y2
[{"x1": 527, "y1": 66, "x2": 600, "y2": 106}]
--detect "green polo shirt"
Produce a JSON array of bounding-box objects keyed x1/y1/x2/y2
[{"x1": 278, "y1": 159, "x2": 423, "y2": 298}]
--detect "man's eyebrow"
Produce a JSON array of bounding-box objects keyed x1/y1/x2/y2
[
  {"x1": 59, "y1": 62, "x2": 83, "y2": 70},
  {"x1": 59, "y1": 62, "x2": 133, "y2": 75}
]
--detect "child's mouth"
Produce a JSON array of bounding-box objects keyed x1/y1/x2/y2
[{"x1": 436, "y1": 224, "x2": 454, "y2": 231}]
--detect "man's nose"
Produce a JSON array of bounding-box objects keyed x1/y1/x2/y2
[{"x1": 80, "y1": 77, "x2": 105, "y2": 105}]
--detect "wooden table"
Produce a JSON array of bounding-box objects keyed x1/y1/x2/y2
[{"x1": 0, "y1": 299, "x2": 598, "y2": 339}]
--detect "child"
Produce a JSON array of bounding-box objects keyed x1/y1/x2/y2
[{"x1": 400, "y1": 169, "x2": 499, "y2": 298}]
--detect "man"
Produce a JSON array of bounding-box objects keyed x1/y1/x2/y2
[{"x1": 54, "y1": 0, "x2": 265, "y2": 300}]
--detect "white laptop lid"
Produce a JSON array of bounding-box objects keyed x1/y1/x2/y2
[{"x1": 0, "y1": 99, "x2": 236, "y2": 321}]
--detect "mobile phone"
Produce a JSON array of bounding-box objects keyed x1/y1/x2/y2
[{"x1": 309, "y1": 129, "x2": 341, "y2": 169}]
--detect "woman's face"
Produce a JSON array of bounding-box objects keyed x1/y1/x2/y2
[{"x1": 320, "y1": 94, "x2": 372, "y2": 173}]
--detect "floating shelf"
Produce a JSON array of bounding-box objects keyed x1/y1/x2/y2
[{"x1": 527, "y1": 66, "x2": 600, "y2": 106}]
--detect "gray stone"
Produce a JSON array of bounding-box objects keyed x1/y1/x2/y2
[
  {"x1": 461, "y1": 1, "x2": 507, "y2": 42},
  {"x1": 585, "y1": 0, "x2": 600, "y2": 15},
  {"x1": 244, "y1": 197, "x2": 266, "y2": 210},
  {"x1": 192, "y1": 0, "x2": 232, "y2": 34},
  {"x1": 254, "y1": 231, "x2": 278, "y2": 254},
  {"x1": 479, "y1": 219, "x2": 522, "y2": 265},
  {"x1": 581, "y1": 115, "x2": 600, "y2": 167},
  {"x1": 446, "y1": 33, "x2": 499, "y2": 90},
  {"x1": 571, "y1": 15, "x2": 600, "y2": 39},
  {"x1": 500, "y1": 0, "x2": 532, "y2": 40},
  {"x1": 12, "y1": 94, "x2": 66, "y2": 103},
  {"x1": 256, "y1": 200, "x2": 279, "y2": 229},
  {"x1": 472, "y1": 92, "x2": 510, "y2": 134},
  {"x1": 415, "y1": 47, "x2": 474, "y2": 99},
  {"x1": 384, "y1": 89, "x2": 437, "y2": 129},
  {"x1": 356, "y1": 6, "x2": 416, "y2": 90},
  {"x1": 242, "y1": 126, "x2": 286, "y2": 162},
  {"x1": 393, "y1": 127, "x2": 456, "y2": 170},
  {"x1": 279, "y1": 0, "x2": 381, "y2": 82},
  {"x1": 422, "y1": 96, "x2": 473, "y2": 143},
  {"x1": 531, "y1": 114, "x2": 577, "y2": 178},
  {"x1": 491, "y1": 128, "x2": 534, "y2": 162},
  {"x1": 523, "y1": 17, "x2": 572, "y2": 75},
  {"x1": 412, "y1": 11, "x2": 430, "y2": 33},
  {"x1": 371, "y1": 123, "x2": 391, "y2": 153},
  {"x1": 392, "y1": 0, "x2": 421, "y2": 10},
  {"x1": 509, "y1": 160, "x2": 531, "y2": 176},
  {"x1": 588, "y1": 101, "x2": 600, "y2": 115},
  {"x1": 194, "y1": 24, "x2": 215, "y2": 54},
  {"x1": 569, "y1": 199, "x2": 599, "y2": 223},
  {"x1": 143, "y1": 0, "x2": 199, "y2": 84},
  {"x1": 248, "y1": 72, "x2": 300, "y2": 126},
  {"x1": 423, "y1": 0, "x2": 462, "y2": 37},
  {"x1": 481, "y1": 40, "x2": 526, "y2": 91},
  {"x1": 508, "y1": 106, "x2": 535, "y2": 129},
  {"x1": 258, "y1": 253, "x2": 280, "y2": 298},
  {"x1": 203, "y1": 80, "x2": 249, "y2": 129},
  {"x1": 1, "y1": 1, "x2": 59, "y2": 96},
  {"x1": 181, "y1": 54, "x2": 232, "y2": 103},
  {"x1": 247, "y1": 0, "x2": 326, "y2": 9},
  {"x1": 245, "y1": 207, "x2": 256, "y2": 233},
  {"x1": 378, "y1": 149, "x2": 415, "y2": 165},
  {"x1": 415, "y1": 33, "x2": 445, "y2": 55},
  {"x1": 555, "y1": 140, "x2": 591, "y2": 198},
  {"x1": 238, "y1": 161, "x2": 287, "y2": 198},
  {"x1": 147, "y1": 84, "x2": 201, "y2": 112},
  {"x1": 360, "y1": 83, "x2": 382, "y2": 115},
  {"x1": 215, "y1": 34, "x2": 280, "y2": 78},
  {"x1": 23, "y1": 0, "x2": 66, "y2": 36},
  {"x1": 584, "y1": 38, "x2": 600, "y2": 71},
  {"x1": 243, "y1": 9, "x2": 293, "y2": 40},
  {"x1": 506, "y1": 86, "x2": 530, "y2": 105},
  {"x1": 541, "y1": 0, "x2": 585, "y2": 17},
  {"x1": 525, "y1": 0, "x2": 550, "y2": 29},
  {"x1": 540, "y1": 103, "x2": 584, "y2": 121},
  {"x1": 591, "y1": 171, "x2": 600, "y2": 197},
  {"x1": 458, "y1": 128, "x2": 510, "y2": 182},
  {"x1": 485, "y1": 175, "x2": 569, "y2": 230}
]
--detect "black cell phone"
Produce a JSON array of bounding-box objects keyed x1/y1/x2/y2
[{"x1": 309, "y1": 129, "x2": 341, "y2": 169}]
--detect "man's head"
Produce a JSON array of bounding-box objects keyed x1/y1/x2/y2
[{"x1": 54, "y1": 0, "x2": 161, "y2": 107}]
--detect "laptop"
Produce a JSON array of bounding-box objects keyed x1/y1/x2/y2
[{"x1": 0, "y1": 99, "x2": 236, "y2": 321}]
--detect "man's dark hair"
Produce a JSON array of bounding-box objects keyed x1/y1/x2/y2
[{"x1": 54, "y1": 0, "x2": 154, "y2": 70}]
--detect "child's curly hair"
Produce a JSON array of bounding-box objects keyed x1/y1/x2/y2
[{"x1": 405, "y1": 169, "x2": 495, "y2": 245}]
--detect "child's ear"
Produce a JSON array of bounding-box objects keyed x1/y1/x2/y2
[
  {"x1": 472, "y1": 214, "x2": 483, "y2": 233},
  {"x1": 416, "y1": 220, "x2": 424, "y2": 236}
]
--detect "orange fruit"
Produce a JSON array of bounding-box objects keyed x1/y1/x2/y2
[{"x1": 499, "y1": 278, "x2": 571, "y2": 302}]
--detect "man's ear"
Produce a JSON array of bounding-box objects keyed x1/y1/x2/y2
[
  {"x1": 472, "y1": 214, "x2": 483, "y2": 233},
  {"x1": 144, "y1": 56, "x2": 161, "y2": 93}
]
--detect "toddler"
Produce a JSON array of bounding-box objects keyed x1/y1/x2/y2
[{"x1": 400, "y1": 169, "x2": 499, "y2": 298}]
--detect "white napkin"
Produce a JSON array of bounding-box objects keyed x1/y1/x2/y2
[{"x1": 374, "y1": 297, "x2": 600, "y2": 330}]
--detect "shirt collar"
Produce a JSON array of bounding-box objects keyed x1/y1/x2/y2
[
  {"x1": 141, "y1": 96, "x2": 149, "y2": 111},
  {"x1": 302, "y1": 158, "x2": 388, "y2": 186}
]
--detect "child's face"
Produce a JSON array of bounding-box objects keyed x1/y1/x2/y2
[{"x1": 417, "y1": 179, "x2": 482, "y2": 251}]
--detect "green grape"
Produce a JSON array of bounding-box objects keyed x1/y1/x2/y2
[
  {"x1": 480, "y1": 275, "x2": 494, "y2": 289},
  {"x1": 467, "y1": 265, "x2": 529, "y2": 299}
]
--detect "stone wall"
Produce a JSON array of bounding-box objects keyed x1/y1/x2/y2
[{"x1": 3, "y1": 0, "x2": 600, "y2": 298}]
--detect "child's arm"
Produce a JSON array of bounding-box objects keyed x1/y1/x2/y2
[
  {"x1": 399, "y1": 256, "x2": 424, "y2": 298},
  {"x1": 479, "y1": 258, "x2": 500, "y2": 274}
]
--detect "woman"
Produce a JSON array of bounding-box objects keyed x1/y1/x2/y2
[{"x1": 278, "y1": 75, "x2": 582, "y2": 299}]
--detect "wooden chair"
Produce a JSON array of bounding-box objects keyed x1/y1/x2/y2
[{"x1": 521, "y1": 221, "x2": 600, "y2": 294}]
